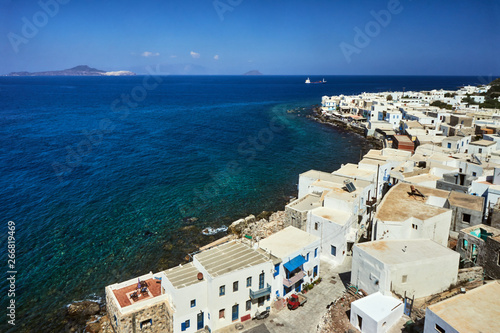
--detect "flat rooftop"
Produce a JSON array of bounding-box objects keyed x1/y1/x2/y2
[
  {"x1": 405, "y1": 173, "x2": 440, "y2": 184},
  {"x1": 112, "y1": 278, "x2": 162, "y2": 308},
  {"x1": 259, "y1": 226, "x2": 319, "y2": 259},
  {"x1": 448, "y1": 191, "x2": 484, "y2": 211},
  {"x1": 427, "y1": 281, "x2": 500, "y2": 332},
  {"x1": 355, "y1": 239, "x2": 457, "y2": 265},
  {"x1": 164, "y1": 262, "x2": 203, "y2": 289},
  {"x1": 460, "y1": 223, "x2": 500, "y2": 238},
  {"x1": 324, "y1": 184, "x2": 364, "y2": 203},
  {"x1": 310, "y1": 206, "x2": 351, "y2": 226},
  {"x1": 469, "y1": 139, "x2": 496, "y2": 147},
  {"x1": 334, "y1": 163, "x2": 375, "y2": 180},
  {"x1": 376, "y1": 183, "x2": 450, "y2": 222},
  {"x1": 286, "y1": 193, "x2": 322, "y2": 212},
  {"x1": 352, "y1": 292, "x2": 402, "y2": 322},
  {"x1": 195, "y1": 241, "x2": 269, "y2": 277}
]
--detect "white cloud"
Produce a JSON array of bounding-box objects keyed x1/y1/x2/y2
[
  {"x1": 214, "y1": 55, "x2": 219, "y2": 60},
  {"x1": 190, "y1": 51, "x2": 200, "y2": 59},
  {"x1": 142, "y1": 51, "x2": 160, "y2": 57}
]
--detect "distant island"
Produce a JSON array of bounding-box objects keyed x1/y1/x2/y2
[
  {"x1": 5, "y1": 65, "x2": 136, "y2": 76},
  {"x1": 243, "y1": 70, "x2": 263, "y2": 75}
]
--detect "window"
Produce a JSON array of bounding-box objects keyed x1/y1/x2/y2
[
  {"x1": 246, "y1": 300, "x2": 251, "y2": 311},
  {"x1": 314, "y1": 222, "x2": 319, "y2": 230},
  {"x1": 258, "y1": 296, "x2": 265, "y2": 307},
  {"x1": 274, "y1": 264, "x2": 280, "y2": 277},
  {"x1": 181, "y1": 320, "x2": 190, "y2": 331},
  {"x1": 306, "y1": 253, "x2": 309, "y2": 262},
  {"x1": 435, "y1": 323, "x2": 446, "y2": 333},
  {"x1": 190, "y1": 299, "x2": 196, "y2": 308},
  {"x1": 246, "y1": 276, "x2": 252, "y2": 287},
  {"x1": 233, "y1": 281, "x2": 238, "y2": 292},
  {"x1": 331, "y1": 245, "x2": 336, "y2": 256},
  {"x1": 259, "y1": 272, "x2": 265, "y2": 289},
  {"x1": 472, "y1": 171, "x2": 477, "y2": 177},
  {"x1": 412, "y1": 224, "x2": 418, "y2": 230},
  {"x1": 462, "y1": 239, "x2": 468, "y2": 250},
  {"x1": 447, "y1": 143, "x2": 451, "y2": 148},
  {"x1": 219, "y1": 285, "x2": 225, "y2": 296},
  {"x1": 140, "y1": 319, "x2": 152, "y2": 329},
  {"x1": 479, "y1": 148, "x2": 483, "y2": 154},
  {"x1": 462, "y1": 213, "x2": 471, "y2": 223},
  {"x1": 402, "y1": 275, "x2": 408, "y2": 283},
  {"x1": 314, "y1": 248, "x2": 318, "y2": 257},
  {"x1": 219, "y1": 309, "x2": 225, "y2": 319}
]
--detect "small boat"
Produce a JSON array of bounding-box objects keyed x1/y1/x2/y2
[
  {"x1": 306, "y1": 78, "x2": 326, "y2": 84},
  {"x1": 202, "y1": 225, "x2": 228, "y2": 236}
]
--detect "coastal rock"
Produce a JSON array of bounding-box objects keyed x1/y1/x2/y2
[
  {"x1": 67, "y1": 301, "x2": 100, "y2": 324},
  {"x1": 85, "y1": 322, "x2": 101, "y2": 333},
  {"x1": 228, "y1": 218, "x2": 246, "y2": 235},
  {"x1": 244, "y1": 214, "x2": 256, "y2": 224}
]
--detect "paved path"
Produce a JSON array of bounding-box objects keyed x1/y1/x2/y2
[{"x1": 216, "y1": 257, "x2": 352, "y2": 333}]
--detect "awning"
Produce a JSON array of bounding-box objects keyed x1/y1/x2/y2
[{"x1": 283, "y1": 255, "x2": 306, "y2": 272}]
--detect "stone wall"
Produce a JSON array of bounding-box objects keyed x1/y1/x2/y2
[
  {"x1": 456, "y1": 232, "x2": 486, "y2": 268},
  {"x1": 449, "y1": 205, "x2": 483, "y2": 232},
  {"x1": 284, "y1": 206, "x2": 307, "y2": 231},
  {"x1": 457, "y1": 266, "x2": 483, "y2": 284},
  {"x1": 484, "y1": 237, "x2": 500, "y2": 279}
]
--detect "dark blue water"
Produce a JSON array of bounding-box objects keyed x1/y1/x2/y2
[{"x1": 0, "y1": 75, "x2": 486, "y2": 332}]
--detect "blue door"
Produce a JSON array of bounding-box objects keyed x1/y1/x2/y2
[
  {"x1": 232, "y1": 304, "x2": 239, "y2": 321},
  {"x1": 197, "y1": 312, "x2": 204, "y2": 330},
  {"x1": 313, "y1": 265, "x2": 318, "y2": 277}
]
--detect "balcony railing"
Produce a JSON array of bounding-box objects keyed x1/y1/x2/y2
[
  {"x1": 283, "y1": 270, "x2": 305, "y2": 288},
  {"x1": 249, "y1": 283, "x2": 271, "y2": 300}
]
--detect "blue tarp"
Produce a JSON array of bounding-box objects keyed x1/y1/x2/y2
[{"x1": 284, "y1": 255, "x2": 306, "y2": 272}]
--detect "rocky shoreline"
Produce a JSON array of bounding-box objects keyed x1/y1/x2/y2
[
  {"x1": 307, "y1": 105, "x2": 383, "y2": 150},
  {"x1": 69, "y1": 209, "x2": 287, "y2": 333}
]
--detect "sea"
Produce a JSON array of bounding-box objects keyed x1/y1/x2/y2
[{"x1": 0, "y1": 75, "x2": 486, "y2": 332}]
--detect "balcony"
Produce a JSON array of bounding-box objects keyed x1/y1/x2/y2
[
  {"x1": 249, "y1": 283, "x2": 271, "y2": 300},
  {"x1": 283, "y1": 271, "x2": 305, "y2": 288}
]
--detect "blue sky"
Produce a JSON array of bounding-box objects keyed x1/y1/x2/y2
[{"x1": 1, "y1": 0, "x2": 499, "y2": 75}]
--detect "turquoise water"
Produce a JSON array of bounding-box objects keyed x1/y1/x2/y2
[{"x1": 0, "y1": 75, "x2": 484, "y2": 331}]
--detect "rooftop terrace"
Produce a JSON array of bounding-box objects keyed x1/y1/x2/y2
[{"x1": 112, "y1": 278, "x2": 162, "y2": 308}]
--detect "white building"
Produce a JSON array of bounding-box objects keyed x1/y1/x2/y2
[
  {"x1": 259, "y1": 226, "x2": 320, "y2": 298},
  {"x1": 468, "y1": 139, "x2": 497, "y2": 159},
  {"x1": 441, "y1": 136, "x2": 471, "y2": 153},
  {"x1": 351, "y1": 239, "x2": 459, "y2": 299},
  {"x1": 385, "y1": 110, "x2": 402, "y2": 129},
  {"x1": 372, "y1": 183, "x2": 452, "y2": 247},
  {"x1": 106, "y1": 240, "x2": 275, "y2": 333},
  {"x1": 424, "y1": 281, "x2": 500, "y2": 333},
  {"x1": 350, "y1": 292, "x2": 404, "y2": 333}
]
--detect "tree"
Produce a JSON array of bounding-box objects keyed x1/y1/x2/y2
[{"x1": 386, "y1": 94, "x2": 393, "y2": 101}]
